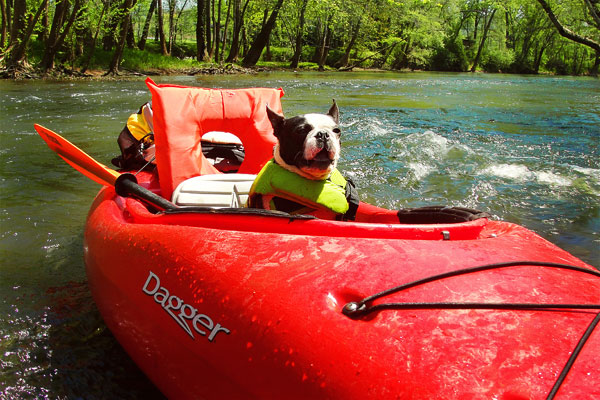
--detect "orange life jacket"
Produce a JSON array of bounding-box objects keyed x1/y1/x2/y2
[{"x1": 146, "y1": 78, "x2": 284, "y2": 199}]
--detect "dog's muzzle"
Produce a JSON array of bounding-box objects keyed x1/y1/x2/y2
[
  {"x1": 300, "y1": 129, "x2": 340, "y2": 174},
  {"x1": 315, "y1": 131, "x2": 332, "y2": 151}
]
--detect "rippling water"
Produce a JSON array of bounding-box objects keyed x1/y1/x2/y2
[{"x1": 1, "y1": 72, "x2": 598, "y2": 398}]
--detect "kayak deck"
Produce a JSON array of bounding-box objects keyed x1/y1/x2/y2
[{"x1": 84, "y1": 179, "x2": 600, "y2": 399}]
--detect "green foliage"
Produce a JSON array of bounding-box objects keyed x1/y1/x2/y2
[
  {"x1": 3, "y1": 0, "x2": 598, "y2": 76},
  {"x1": 119, "y1": 47, "x2": 201, "y2": 71},
  {"x1": 430, "y1": 37, "x2": 469, "y2": 72},
  {"x1": 264, "y1": 46, "x2": 294, "y2": 62},
  {"x1": 73, "y1": 41, "x2": 200, "y2": 71},
  {"x1": 481, "y1": 47, "x2": 515, "y2": 73},
  {"x1": 170, "y1": 41, "x2": 197, "y2": 59}
]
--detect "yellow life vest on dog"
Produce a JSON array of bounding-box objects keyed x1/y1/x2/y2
[{"x1": 248, "y1": 159, "x2": 358, "y2": 220}]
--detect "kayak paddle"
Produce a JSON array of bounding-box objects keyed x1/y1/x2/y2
[{"x1": 34, "y1": 124, "x2": 177, "y2": 211}]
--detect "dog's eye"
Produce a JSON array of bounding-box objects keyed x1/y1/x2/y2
[
  {"x1": 297, "y1": 125, "x2": 312, "y2": 135},
  {"x1": 333, "y1": 128, "x2": 341, "y2": 135}
]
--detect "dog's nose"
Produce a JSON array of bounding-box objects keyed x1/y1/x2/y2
[{"x1": 316, "y1": 131, "x2": 329, "y2": 141}]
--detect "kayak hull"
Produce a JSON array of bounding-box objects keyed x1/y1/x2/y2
[{"x1": 84, "y1": 178, "x2": 599, "y2": 400}]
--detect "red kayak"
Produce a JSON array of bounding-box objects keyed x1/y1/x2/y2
[{"x1": 38, "y1": 79, "x2": 599, "y2": 399}]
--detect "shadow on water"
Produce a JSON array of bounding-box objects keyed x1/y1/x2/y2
[{"x1": 0, "y1": 239, "x2": 166, "y2": 400}]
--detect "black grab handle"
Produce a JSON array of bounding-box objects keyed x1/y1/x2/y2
[{"x1": 115, "y1": 173, "x2": 178, "y2": 211}]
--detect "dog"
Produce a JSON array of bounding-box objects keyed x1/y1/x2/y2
[
  {"x1": 248, "y1": 100, "x2": 358, "y2": 220},
  {"x1": 268, "y1": 100, "x2": 341, "y2": 181}
]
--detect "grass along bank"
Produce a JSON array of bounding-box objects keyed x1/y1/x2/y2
[{"x1": 4, "y1": 39, "x2": 337, "y2": 79}]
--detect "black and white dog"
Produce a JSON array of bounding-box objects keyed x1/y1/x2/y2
[
  {"x1": 266, "y1": 100, "x2": 341, "y2": 181},
  {"x1": 249, "y1": 100, "x2": 358, "y2": 220}
]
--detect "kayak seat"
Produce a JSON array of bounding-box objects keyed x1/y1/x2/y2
[
  {"x1": 171, "y1": 174, "x2": 257, "y2": 208},
  {"x1": 146, "y1": 78, "x2": 283, "y2": 200}
]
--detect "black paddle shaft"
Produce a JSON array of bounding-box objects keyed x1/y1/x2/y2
[{"x1": 115, "y1": 173, "x2": 178, "y2": 211}]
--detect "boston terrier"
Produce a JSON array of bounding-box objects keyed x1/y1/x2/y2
[
  {"x1": 248, "y1": 100, "x2": 358, "y2": 220},
  {"x1": 266, "y1": 100, "x2": 341, "y2": 181}
]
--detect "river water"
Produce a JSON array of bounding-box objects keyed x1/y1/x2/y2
[{"x1": 1, "y1": 72, "x2": 599, "y2": 398}]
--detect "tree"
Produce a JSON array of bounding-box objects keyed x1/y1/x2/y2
[
  {"x1": 242, "y1": 0, "x2": 285, "y2": 67},
  {"x1": 4, "y1": 0, "x2": 49, "y2": 70},
  {"x1": 288, "y1": 0, "x2": 309, "y2": 68},
  {"x1": 0, "y1": 0, "x2": 7, "y2": 49},
  {"x1": 138, "y1": 0, "x2": 156, "y2": 50},
  {"x1": 535, "y1": 0, "x2": 600, "y2": 53},
  {"x1": 312, "y1": 12, "x2": 332, "y2": 70},
  {"x1": 81, "y1": 0, "x2": 110, "y2": 72},
  {"x1": 204, "y1": 0, "x2": 211, "y2": 57},
  {"x1": 535, "y1": 0, "x2": 600, "y2": 74},
  {"x1": 196, "y1": 0, "x2": 208, "y2": 60},
  {"x1": 218, "y1": 0, "x2": 232, "y2": 63},
  {"x1": 226, "y1": 0, "x2": 251, "y2": 62},
  {"x1": 338, "y1": 15, "x2": 362, "y2": 68},
  {"x1": 470, "y1": 6, "x2": 496, "y2": 72},
  {"x1": 156, "y1": 0, "x2": 168, "y2": 54},
  {"x1": 106, "y1": 0, "x2": 137, "y2": 75},
  {"x1": 40, "y1": 0, "x2": 84, "y2": 73},
  {"x1": 212, "y1": 0, "x2": 224, "y2": 60}
]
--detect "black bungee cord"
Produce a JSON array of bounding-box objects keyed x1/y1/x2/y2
[
  {"x1": 342, "y1": 261, "x2": 600, "y2": 318},
  {"x1": 341, "y1": 260, "x2": 600, "y2": 400}
]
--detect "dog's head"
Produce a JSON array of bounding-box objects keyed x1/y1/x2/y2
[{"x1": 266, "y1": 100, "x2": 340, "y2": 180}]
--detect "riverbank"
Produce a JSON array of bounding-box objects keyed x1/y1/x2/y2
[
  {"x1": 0, "y1": 62, "x2": 274, "y2": 80},
  {"x1": 1, "y1": 61, "x2": 592, "y2": 81},
  {"x1": 2, "y1": 39, "x2": 595, "y2": 80}
]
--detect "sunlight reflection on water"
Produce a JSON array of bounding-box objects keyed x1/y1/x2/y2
[{"x1": 0, "y1": 71, "x2": 598, "y2": 398}]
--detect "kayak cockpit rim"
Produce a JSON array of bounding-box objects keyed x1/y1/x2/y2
[{"x1": 120, "y1": 194, "x2": 494, "y2": 241}]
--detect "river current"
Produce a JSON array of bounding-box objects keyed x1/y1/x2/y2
[{"x1": 1, "y1": 72, "x2": 599, "y2": 398}]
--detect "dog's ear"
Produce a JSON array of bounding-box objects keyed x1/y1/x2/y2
[
  {"x1": 327, "y1": 99, "x2": 339, "y2": 124},
  {"x1": 266, "y1": 104, "x2": 285, "y2": 133}
]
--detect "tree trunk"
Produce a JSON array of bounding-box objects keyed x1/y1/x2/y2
[
  {"x1": 40, "y1": 0, "x2": 83, "y2": 73},
  {"x1": 0, "y1": 0, "x2": 7, "y2": 48},
  {"x1": 591, "y1": 50, "x2": 599, "y2": 76},
  {"x1": 106, "y1": 0, "x2": 135, "y2": 75},
  {"x1": 225, "y1": 0, "x2": 241, "y2": 62},
  {"x1": 219, "y1": 0, "x2": 232, "y2": 64},
  {"x1": 470, "y1": 7, "x2": 496, "y2": 72},
  {"x1": 41, "y1": 0, "x2": 68, "y2": 70},
  {"x1": 226, "y1": 0, "x2": 250, "y2": 63},
  {"x1": 316, "y1": 15, "x2": 332, "y2": 71},
  {"x1": 102, "y1": 0, "x2": 118, "y2": 50},
  {"x1": 167, "y1": 0, "x2": 175, "y2": 53},
  {"x1": 196, "y1": 0, "x2": 207, "y2": 61},
  {"x1": 157, "y1": 0, "x2": 168, "y2": 54},
  {"x1": 338, "y1": 16, "x2": 362, "y2": 68},
  {"x1": 5, "y1": 0, "x2": 48, "y2": 69},
  {"x1": 81, "y1": 0, "x2": 109, "y2": 73},
  {"x1": 533, "y1": 43, "x2": 546, "y2": 73},
  {"x1": 319, "y1": 28, "x2": 331, "y2": 70},
  {"x1": 241, "y1": 0, "x2": 284, "y2": 67},
  {"x1": 340, "y1": 42, "x2": 397, "y2": 71},
  {"x1": 205, "y1": 0, "x2": 211, "y2": 58},
  {"x1": 39, "y1": 0, "x2": 49, "y2": 42},
  {"x1": 584, "y1": 0, "x2": 600, "y2": 29},
  {"x1": 126, "y1": 19, "x2": 135, "y2": 48},
  {"x1": 289, "y1": 0, "x2": 308, "y2": 68},
  {"x1": 4, "y1": 0, "x2": 26, "y2": 65},
  {"x1": 138, "y1": 0, "x2": 156, "y2": 50},
  {"x1": 170, "y1": 0, "x2": 190, "y2": 53},
  {"x1": 8, "y1": 0, "x2": 25, "y2": 45},
  {"x1": 535, "y1": 0, "x2": 600, "y2": 53},
  {"x1": 212, "y1": 0, "x2": 223, "y2": 61}
]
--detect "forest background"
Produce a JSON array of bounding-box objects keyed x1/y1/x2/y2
[{"x1": 1, "y1": 0, "x2": 599, "y2": 78}]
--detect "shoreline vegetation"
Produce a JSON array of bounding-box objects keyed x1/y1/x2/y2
[{"x1": 1, "y1": 0, "x2": 599, "y2": 80}]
